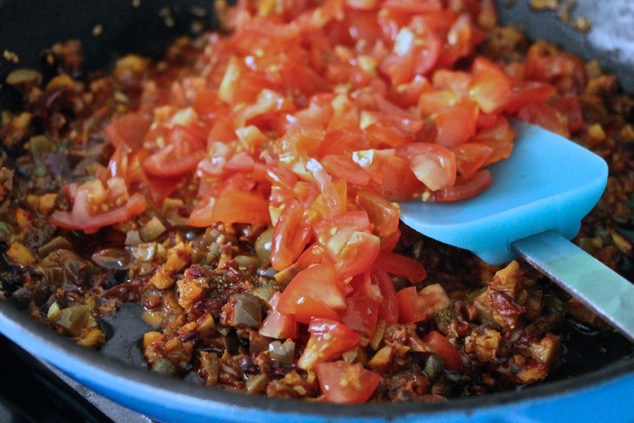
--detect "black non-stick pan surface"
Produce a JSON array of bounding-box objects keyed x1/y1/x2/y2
[{"x1": 1, "y1": 1, "x2": 633, "y2": 422}]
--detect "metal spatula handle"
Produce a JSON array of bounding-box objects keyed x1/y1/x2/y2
[{"x1": 512, "y1": 230, "x2": 634, "y2": 342}]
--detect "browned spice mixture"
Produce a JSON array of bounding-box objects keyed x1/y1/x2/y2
[{"x1": 1, "y1": 6, "x2": 633, "y2": 403}]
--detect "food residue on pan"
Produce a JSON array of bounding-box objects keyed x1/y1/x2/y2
[{"x1": 529, "y1": 0, "x2": 592, "y2": 33}]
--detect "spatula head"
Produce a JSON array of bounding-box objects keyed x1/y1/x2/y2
[{"x1": 399, "y1": 121, "x2": 608, "y2": 264}]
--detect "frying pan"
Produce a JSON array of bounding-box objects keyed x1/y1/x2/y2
[{"x1": 1, "y1": 1, "x2": 633, "y2": 421}]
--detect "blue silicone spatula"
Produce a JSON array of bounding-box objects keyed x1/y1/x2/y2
[{"x1": 399, "y1": 121, "x2": 634, "y2": 341}]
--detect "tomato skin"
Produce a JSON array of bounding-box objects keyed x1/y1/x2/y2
[
  {"x1": 397, "y1": 283, "x2": 450, "y2": 323},
  {"x1": 50, "y1": 189, "x2": 146, "y2": 234},
  {"x1": 354, "y1": 189, "x2": 400, "y2": 239},
  {"x1": 371, "y1": 265, "x2": 399, "y2": 323},
  {"x1": 376, "y1": 251, "x2": 427, "y2": 284},
  {"x1": 277, "y1": 264, "x2": 346, "y2": 324},
  {"x1": 297, "y1": 318, "x2": 360, "y2": 370},
  {"x1": 433, "y1": 169, "x2": 492, "y2": 202},
  {"x1": 315, "y1": 361, "x2": 380, "y2": 404},
  {"x1": 270, "y1": 200, "x2": 312, "y2": 271},
  {"x1": 422, "y1": 330, "x2": 463, "y2": 371}
]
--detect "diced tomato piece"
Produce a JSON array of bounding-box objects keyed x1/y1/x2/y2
[
  {"x1": 433, "y1": 169, "x2": 492, "y2": 202},
  {"x1": 313, "y1": 211, "x2": 380, "y2": 278},
  {"x1": 371, "y1": 265, "x2": 399, "y2": 323},
  {"x1": 321, "y1": 155, "x2": 370, "y2": 186},
  {"x1": 379, "y1": 24, "x2": 442, "y2": 85},
  {"x1": 144, "y1": 146, "x2": 207, "y2": 177},
  {"x1": 297, "y1": 318, "x2": 360, "y2": 369},
  {"x1": 469, "y1": 57, "x2": 513, "y2": 114},
  {"x1": 50, "y1": 187, "x2": 146, "y2": 234},
  {"x1": 209, "y1": 191, "x2": 271, "y2": 225},
  {"x1": 452, "y1": 142, "x2": 494, "y2": 178},
  {"x1": 306, "y1": 158, "x2": 344, "y2": 214},
  {"x1": 396, "y1": 143, "x2": 457, "y2": 191},
  {"x1": 422, "y1": 330, "x2": 463, "y2": 371},
  {"x1": 505, "y1": 81, "x2": 556, "y2": 114},
  {"x1": 517, "y1": 100, "x2": 569, "y2": 138},
  {"x1": 103, "y1": 111, "x2": 150, "y2": 150},
  {"x1": 364, "y1": 152, "x2": 424, "y2": 201},
  {"x1": 471, "y1": 116, "x2": 516, "y2": 166},
  {"x1": 270, "y1": 200, "x2": 312, "y2": 271},
  {"x1": 524, "y1": 41, "x2": 588, "y2": 94},
  {"x1": 339, "y1": 291, "x2": 379, "y2": 337},
  {"x1": 376, "y1": 251, "x2": 427, "y2": 284},
  {"x1": 397, "y1": 283, "x2": 450, "y2": 323},
  {"x1": 315, "y1": 361, "x2": 380, "y2": 404},
  {"x1": 277, "y1": 264, "x2": 346, "y2": 324},
  {"x1": 433, "y1": 101, "x2": 479, "y2": 147}
]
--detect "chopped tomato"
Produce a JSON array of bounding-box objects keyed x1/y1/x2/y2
[
  {"x1": 313, "y1": 211, "x2": 381, "y2": 278},
  {"x1": 432, "y1": 101, "x2": 479, "y2": 147},
  {"x1": 396, "y1": 143, "x2": 457, "y2": 191},
  {"x1": 363, "y1": 152, "x2": 424, "y2": 201},
  {"x1": 297, "y1": 318, "x2": 360, "y2": 369},
  {"x1": 143, "y1": 147, "x2": 207, "y2": 178},
  {"x1": 471, "y1": 116, "x2": 516, "y2": 166},
  {"x1": 376, "y1": 251, "x2": 427, "y2": 284},
  {"x1": 270, "y1": 200, "x2": 312, "y2": 271},
  {"x1": 524, "y1": 41, "x2": 588, "y2": 94},
  {"x1": 315, "y1": 361, "x2": 380, "y2": 404},
  {"x1": 259, "y1": 292, "x2": 298, "y2": 339},
  {"x1": 469, "y1": 57, "x2": 512, "y2": 114},
  {"x1": 210, "y1": 191, "x2": 271, "y2": 226},
  {"x1": 505, "y1": 81, "x2": 556, "y2": 114},
  {"x1": 277, "y1": 264, "x2": 346, "y2": 324},
  {"x1": 397, "y1": 283, "x2": 451, "y2": 323},
  {"x1": 321, "y1": 154, "x2": 370, "y2": 186},
  {"x1": 379, "y1": 22, "x2": 442, "y2": 85},
  {"x1": 371, "y1": 265, "x2": 399, "y2": 323},
  {"x1": 517, "y1": 100, "x2": 569, "y2": 138},
  {"x1": 452, "y1": 143, "x2": 494, "y2": 178},
  {"x1": 354, "y1": 189, "x2": 400, "y2": 239},
  {"x1": 103, "y1": 111, "x2": 150, "y2": 150},
  {"x1": 50, "y1": 181, "x2": 146, "y2": 234},
  {"x1": 422, "y1": 330, "x2": 463, "y2": 371}
]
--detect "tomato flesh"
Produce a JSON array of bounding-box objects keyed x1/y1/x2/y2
[
  {"x1": 315, "y1": 361, "x2": 381, "y2": 404},
  {"x1": 297, "y1": 318, "x2": 360, "y2": 370}
]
